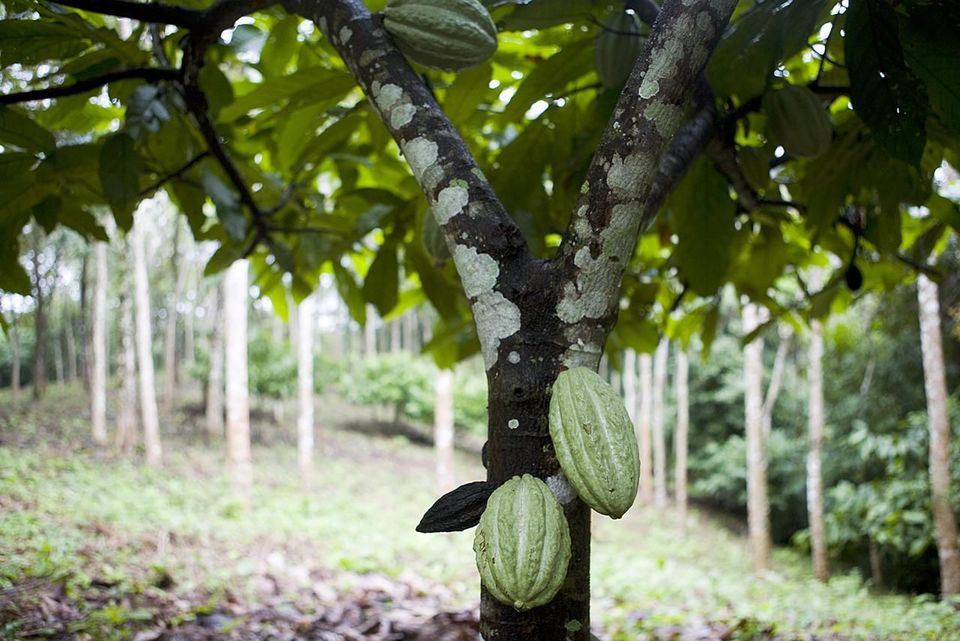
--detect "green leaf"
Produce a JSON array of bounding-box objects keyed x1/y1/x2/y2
[
  {"x1": 333, "y1": 263, "x2": 367, "y2": 324},
  {"x1": 444, "y1": 63, "x2": 492, "y2": 124},
  {"x1": 199, "y1": 65, "x2": 235, "y2": 118},
  {"x1": 0, "y1": 224, "x2": 29, "y2": 295},
  {"x1": 259, "y1": 16, "x2": 301, "y2": 78},
  {"x1": 709, "y1": 0, "x2": 828, "y2": 99},
  {"x1": 201, "y1": 168, "x2": 246, "y2": 241},
  {"x1": 60, "y1": 205, "x2": 109, "y2": 241},
  {"x1": 218, "y1": 69, "x2": 354, "y2": 122},
  {"x1": 503, "y1": 39, "x2": 593, "y2": 122},
  {"x1": 276, "y1": 102, "x2": 329, "y2": 172},
  {"x1": 501, "y1": 0, "x2": 592, "y2": 31},
  {"x1": 0, "y1": 20, "x2": 89, "y2": 66},
  {"x1": 363, "y1": 241, "x2": 399, "y2": 315},
  {"x1": 899, "y1": 8, "x2": 960, "y2": 135},
  {"x1": 168, "y1": 180, "x2": 208, "y2": 239},
  {"x1": 846, "y1": 0, "x2": 928, "y2": 167},
  {"x1": 204, "y1": 243, "x2": 245, "y2": 276},
  {"x1": 0, "y1": 106, "x2": 56, "y2": 152},
  {"x1": 98, "y1": 132, "x2": 143, "y2": 231},
  {"x1": 32, "y1": 195, "x2": 61, "y2": 232}
]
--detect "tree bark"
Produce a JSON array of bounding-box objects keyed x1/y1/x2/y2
[
  {"x1": 91, "y1": 241, "x2": 108, "y2": 447},
  {"x1": 390, "y1": 318, "x2": 401, "y2": 353},
  {"x1": 297, "y1": 294, "x2": 315, "y2": 487},
  {"x1": 364, "y1": 303, "x2": 376, "y2": 357},
  {"x1": 743, "y1": 302, "x2": 770, "y2": 571},
  {"x1": 64, "y1": 314, "x2": 77, "y2": 382},
  {"x1": 674, "y1": 345, "x2": 689, "y2": 528},
  {"x1": 131, "y1": 221, "x2": 163, "y2": 466},
  {"x1": 434, "y1": 368, "x2": 455, "y2": 493},
  {"x1": 652, "y1": 337, "x2": 669, "y2": 508},
  {"x1": 163, "y1": 224, "x2": 184, "y2": 414},
  {"x1": 807, "y1": 319, "x2": 829, "y2": 582},
  {"x1": 116, "y1": 287, "x2": 139, "y2": 455},
  {"x1": 917, "y1": 274, "x2": 960, "y2": 597},
  {"x1": 53, "y1": 332, "x2": 65, "y2": 385},
  {"x1": 30, "y1": 236, "x2": 47, "y2": 399},
  {"x1": 224, "y1": 259, "x2": 252, "y2": 505},
  {"x1": 9, "y1": 313, "x2": 20, "y2": 402},
  {"x1": 762, "y1": 324, "x2": 792, "y2": 437},
  {"x1": 638, "y1": 352, "x2": 654, "y2": 505},
  {"x1": 206, "y1": 286, "x2": 225, "y2": 440},
  {"x1": 623, "y1": 349, "x2": 638, "y2": 424}
]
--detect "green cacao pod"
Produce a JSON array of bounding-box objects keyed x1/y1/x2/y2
[
  {"x1": 474, "y1": 474, "x2": 571, "y2": 611},
  {"x1": 763, "y1": 85, "x2": 833, "y2": 159},
  {"x1": 548, "y1": 367, "x2": 640, "y2": 519},
  {"x1": 383, "y1": 0, "x2": 498, "y2": 72},
  {"x1": 594, "y1": 9, "x2": 646, "y2": 88}
]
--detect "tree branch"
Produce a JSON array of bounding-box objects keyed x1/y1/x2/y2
[
  {"x1": 51, "y1": 0, "x2": 204, "y2": 27},
  {"x1": 0, "y1": 67, "x2": 179, "y2": 105},
  {"x1": 138, "y1": 151, "x2": 210, "y2": 198}
]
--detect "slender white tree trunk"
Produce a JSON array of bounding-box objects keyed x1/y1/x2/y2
[
  {"x1": 623, "y1": 349, "x2": 637, "y2": 422},
  {"x1": 131, "y1": 222, "x2": 162, "y2": 466},
  {"x1": 743, "y1": 302, "x2": 770, "y2": 571},
  {"x1": 365, "y1": 303, "x2": 377, "y2": 356},
  {"x1": 116, "y1": 288, "x2": 138, "y2": 455},
  {"x1": 762, "y1": 325, "x2": 792, "y2": 437},
  {"x1": 224, "y1": 260, "x2": 252, "y2": 504},
  {"x1": 163, "y1": 231, "x2": 185, "y2": 415},
  {"x1": 638, "y1": 352, "x2": 654, "y2": 505},
  {"x1": 206, "y1": 287, "x2": 225, "y2": 440},
  {"x1": 917, "y1": 274, "x2": 960, "y2": 596},
  {"x1": 652, "y1": 338, "x2": 669, "y2": 508},
  {"x1": 434, "y1": 368, "x2": 455, "y2": 493},
  {"x1": 807, "y1": 319, "x2": 829, "y2": 582},
  {"x1": 91, "y1": 241, "x2": 108, "y2": 447},
  {"x1": 297, "y1": 295, "x2": 315, "y2": 486},
  {"x1": 674, "y1": 346, "x2": 689, "y2": 528}
]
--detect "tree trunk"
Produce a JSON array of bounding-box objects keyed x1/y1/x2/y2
[
  {"x1": 116, "y1": 287, "x2": 139, "y2": 455},
  {"x1": 79, "y1": 251, "x2": 90, "y2": 392},
  {"x1": 652, "y1": 337, "x2": 669, "y2": 508},
  {"x1": 434, "y1": 368, "x2": 455, "y2": 493},
  {"x1": 674, "y1": 346, "x2": 689, "y2": 528},
  {"x1": 390, "y1": 318, "x2": 401, "y2": 353},
  {"x1": 743, "y1": 302, "x2": 770, "y2": 571},
  {"x1": 184, "y1": 280, "x2": 196, "y2": 368},
  {"x1": 91, "y1": 241, "x2": 108, "y2": 447},
  {"x1": 31, "y1": 242, "x2": 47, "y2": 400},
  {"x1": 364, "y1": 303, "x2": 377, "y2": 356},
  {"x1": 297, "y1": 294, "x2": 315, "y2": 487},
  {"x1": 917, "y1": 274, "x2": 960, "y2": 597},
  {"x1": 64, "y1": 314, "x2": 77, "y2": 382},
  {"x1": 403, "y1": 311, "x2": 416, "y2": 352},
  {"x1": 206, "y1": 286, "x2": 225, "y2": 441},
  {"x1": 762, "y1": 324, "x2": 792, "y2": 437},
  {"x1": 638, "y1": 352, "x2": 654, "y2": 505},
  {"x1": 224, "y1": 259, "x2": 252, "y2": 505},
  {"x1": 807, "y1": 319, "x2": 829, "y2": 582},
  {"x1": 163, "y1": 225, "x2": 185, "y2": 414},
  {"x1": 623, "y1": 349, "x2": 637, "y2": 424},
  {"x1": 9, "y1": 314, "x2": 20, "y2": 402},
  {"x1": 131, "y1": 222, "x2": 163, "y2": 466},
  {"x1": 53, "y1": 332, "x2": 65, "y2": 385},
  {"x1": 868, "y1": 538, "x2": 883, "y2": 588}
]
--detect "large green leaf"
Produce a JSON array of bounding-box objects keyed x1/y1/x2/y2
[
  {"x1": 0, "y1": 20, "x2": 89, "y2": 66},
  {"x1": 846, "y1": 0, "x2": 928, "y2": 167},
  {"x1": 899, "y1": 8, "x2": 960, "y2": 135},
  {"x1": 444, "y1": 63, "x2": 492, "y2": 125},
  {"x1": 98, "y1": 132, "x2": 143, "y2": 230},
  {"x1": 0, "y1": 106, "x2": 56, "y2": 152},
  {"x1": 259, "y1": 16, "x2": 302, "y2": 78},
  {"x1": 218, "y1": 69, "x2": 354, "y2": 122},
  {"x1": 363, "y1": 240, "x2": 399, "y2": 315},
  {"x1": 503, "y1": 39, "x2": 593, "y2": 122}
]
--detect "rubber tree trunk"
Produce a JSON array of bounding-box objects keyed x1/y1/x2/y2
[
  {"x1": 652, "y1": 337, "x2": 669, "y2": 508},
  {"x1": 116, "y1": 287, "x2": 139, "y2": 455},
  {"x1": 131, "y1": 222, "x2": 162, "y2": 466},
  {"x1": 364, "y1": 303, "x2": 376, "y2": 356},
  {"x1": 163, "y1": 224, "x2": 183, "y2": 415},
  {"x1": 762, "y1": 324, "x2": 792, "y2": 437},
  {"x1": 31, "y1": 240, "x2": 47, "y2": 400},
  {"x1": 638, "y1": 352, "x2": 654, "y2": 505},
  {"x1": 206, "y1": 287, "x2": 225, "y2": 440},
  {"x1": 806, "y1": 318, "x2": 829, "y2": 582},
  {"x1": 623, "y1": 349, "x2": 637, "y2": 424},
  {"x1": 9, "y1": 314, "x2": 19, "y2": 403},
  {"x1": 743, "y1": 302, "x2": 770, "y2": 571},
  {"x1": 434, "y1": 368, "x2": 455, "y2": 493},
  {"x1": 674, "y1": 346, "x2": 689, "y2": 528},
  {"x1": 91, "y1": 241, "x2": 108, "y2": 447},
  {"x1": 297, "y1": 294, "x2": 315, "y2": 487},
  {"x1": 224, "y1": 259, "x2": 252, "y2": 505},
  {"x1": 917, "y1": 274, "x2": 960, "y2": 597}
]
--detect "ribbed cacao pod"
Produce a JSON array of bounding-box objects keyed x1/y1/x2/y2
[
  {"x1": 473, "y1": 474, "x2": 571, "y2": 611},
  {"x1": 594, "y1": 9, "x2": 646, "y2": 88},
  {"x1": 549, "y1": 367, "x2": 640, "y2": 519},
  {"x1": 763, "y1": 85, "x2": 833, "y2": 159},
  {"x1": 383, "y1": 0, "x2": 498, "y2": 72}
]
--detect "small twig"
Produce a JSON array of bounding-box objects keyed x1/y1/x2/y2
[
  {"x1": 137, "y1": 151, "x2": 210, "y2": 198},
  {"x1": 0, "y1": 67, "x2": 179, "y2": 105},
  {"x1": 263, "y1": 183, "x2": 298, "y2": 216}
]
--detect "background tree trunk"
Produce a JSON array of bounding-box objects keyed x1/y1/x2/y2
[
  {"x1": 623, "y1": 349, "x2": 637, "y2": 423},
  {"x1": 163, "y1": 224, "x2": 183, "y2": 415},
  {"x1": 53, "y1": 333, "x2": 64, "y2": 385},
  {"x1": 297, "y1": 294, "x2": 315, "y2": 487},
  {"x1": 674, "y1": 346, "x2": 689, "y2": 528},
  {"x1": 116, "y1": 287, "x2": 138, "y2": 455},
  {"x1": 743, "y1": 302, "x2": 771, "y2": 571},
  {"x1": 917, "y1": 274, "x2": 960, "y2": 597},
  {"x1": 31, "y1": 237, "x2": 47, "y2": 399},
  {"x1": 9, "y1": 313, "x2": 20, "y2": 402},
  {"x1": 652, "y1": 338, "x2": 669, "y2": 508},
  {"x1": 762, "y1": 325, "x2": 792, "y2": 437},
  {"x1": 64, "y1": 315, "x2": 77, "y2": 382},
  {"x1": 364, "y1": 303, "x2": 376, "y2": 356},
  {"x1": 91, "y1": 241, "x2": 108, "y2": 447},
  {"x1": 807, "y1": 318, "x2": 829, "y2": 582},
  {"x1": 434, "y1": 368, "x2": 455, "y2": 493},
  {"x1": 131, "y1": 222, "x2": 162, "y2": 466},
  {"x1": 224, "y1": 259, "x2": 252, "y2": 505},
  {"x1": 206, "y1": 287, "x2": 225, "y2": 441},
  {"x1": 638, "y1": 352, "x2": 654, "y2": 505}
]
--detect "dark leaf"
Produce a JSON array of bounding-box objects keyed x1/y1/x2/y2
[
  {"x1": 98, "y1": 132, "x2": 142, "y2": 230},
  {"x1": 416, "y1": 481, "x2": 494, "y2": 533},
  {"x1": 0, "y1": 106, "x2": 56, "y2": 153}
]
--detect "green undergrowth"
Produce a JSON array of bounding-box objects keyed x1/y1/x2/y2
[{"x1": 1, "y1": 389, "x2": 959, "y2": 640}]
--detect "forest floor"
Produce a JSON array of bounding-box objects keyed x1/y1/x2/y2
[{"x1": 2, "y1": 384, "x2": 960, "y2": 641}]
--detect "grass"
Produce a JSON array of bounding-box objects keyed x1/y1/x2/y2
[{"x1": 1, "y1": 384, "x2": 959, "y2": 640}]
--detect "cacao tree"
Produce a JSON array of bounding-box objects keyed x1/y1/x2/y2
[{"x1": 2, "y1": 0, "x2": 960, "y2": 636}]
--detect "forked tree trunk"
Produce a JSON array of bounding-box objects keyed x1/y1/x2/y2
[
  {"x1": 743, "y1": 303, "x2": 770, "y2": 571},
  {"x1": 297, "y1": 294, "x2": 315, "y2": 486},
  {"x1": 434, "y1": 368, "x2": 455, "y2": 493},
  {"x1": 9, "y1": 314, "x2": 20, "y2": 402},
  {"x1": 917, "y1": 274, "x2": 960, "y2": 597},
  {"x1": 674, "y1": 346, "x2": 689, "y2": 528},
  {"x1": 224, "y1": 259, "x2": 252, "y2": 505},
  {"x1": 652, "y1": 338, "x2": 669, "y2": 508},
  {"x1": 638, "y1": 352, "x2": 654, "y2": 505},
  {"x1": 807, "y1": 319, "x2": 829, "y2": 582},
  {"x1": 116, "y1": 288, "x2": 139, "y2": 455},
  {"x1": 206, "y1": 287, "x2": 225, "y2": 440},
  {"x1": 91, "y1": 241, "x2": 108, "y2": 447},
  {"x1": 131, "y1": 222, "x2": 162, "y2": 466}
]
